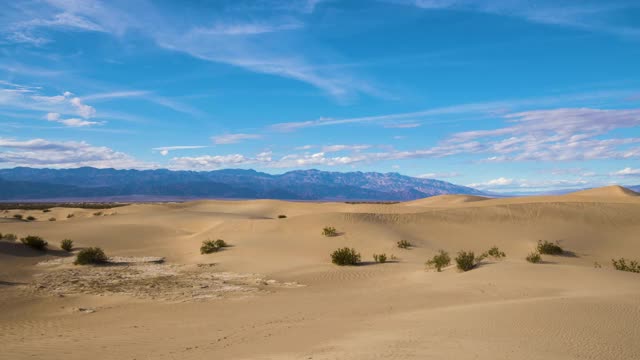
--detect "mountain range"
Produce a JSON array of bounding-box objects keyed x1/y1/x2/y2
[{"x1": 0, "y1": 167, "x2": 486, "y2": 201}]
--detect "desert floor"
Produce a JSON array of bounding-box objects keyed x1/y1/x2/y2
[{"x1": 1, "y1": 185, "x2": 640, "y2": 359}]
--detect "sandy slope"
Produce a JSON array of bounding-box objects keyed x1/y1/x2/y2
[{"x1": 1, "y1": 187, "x2": 640, "y2": 359}]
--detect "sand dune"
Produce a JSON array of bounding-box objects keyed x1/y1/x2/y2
[{"x1": 1, "y1": 186, "x2": 640, "y2": 359}]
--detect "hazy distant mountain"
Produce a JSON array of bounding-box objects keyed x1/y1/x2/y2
[{"x1": 0, "y1": 167, "x2": 485, "y2": 201}]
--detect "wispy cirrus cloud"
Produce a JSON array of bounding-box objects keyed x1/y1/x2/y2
[
  {"x1": 212, "y1": 133, "x2": 262, "y2": 145},
  {"x1": 2, "y1": 0, "x2": 375, "y2": 99},
  {"x1": 396, "y1": 0, "x2": 640, "y2": 38}
]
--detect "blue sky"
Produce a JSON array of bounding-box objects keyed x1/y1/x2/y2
[{"x1": 1, "y1": 0, "x2": 640, "y2": 193}]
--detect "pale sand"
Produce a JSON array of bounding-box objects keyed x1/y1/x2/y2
[{"x1": 1, "y1": 185, "x2": 639, "y2": 359}]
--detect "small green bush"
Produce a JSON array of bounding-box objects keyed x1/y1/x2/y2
[
  {"x1": 26, "y1": 216, "x2": 36, "y2": 221},
  {"x1": 49, "y1": 217, "x2": 56, "y2": 221},
  {"x1": 484, "y1": 246, "x2": 506, "y2": 259},
  {"x1": 426, "y1": 250, "x2": 451, "y2": 272},
  {"x1": 331, "y1": 247, "x2": 361, "y2": 266},
  {"x1": 526, "y1": 252, "x2": 541, "y2": 263},
  {"x1": 537, "y1": 240, "x2": 563, "y2": 255},
  {"x1": 612, "y1": 258, "x2": 640, "y2": 273},
  {"x1": 200, "y1": 240, "x2": 220, "y2": 254},
  {"x1": 74, "y1": 247, "x2": 108, "y2": 265},
  {"x1": 322, "y1": 226, "x2": 338, "y2": 237},
  {"x1": 397, "y1": 240, "x2": 412, "y2": 249},
  {"x1": 278, "y1": 214, "x2": 287, "y2": 219},
  {"x1": 455, "y1": 251, "x2": 482, "y2": 271},
  {"x1": 42, "y1": 209, "x2": 51, "y2": 213},
  {"x1": 214, "y1": 239, "x2": 228, "y2": 248},
  {"x1": 2, "y1": 233, "x2": 17, "y2": 241},
  {"x1": 373, "y1": 253, "x2": 387, "y2": 263},
  {"x1": 67, "y1": 213, "x2": 75, "y2": 219},
  {"x1": 20, "y1": 235, "x2": 48, "y2": 250},
  {"x1": 60, "y1": 239, "x2": 74, "y2": 252},
  {"x1": 13, "y1": 214, "x2": 23, "y2": 220}
]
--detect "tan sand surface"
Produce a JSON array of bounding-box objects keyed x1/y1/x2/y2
[{"x1": 1, "y1": 186, "x2": 640, "y2": 359}]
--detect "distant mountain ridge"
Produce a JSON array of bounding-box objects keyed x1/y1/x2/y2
[{"x1": 0, "y1": 167, "x2": 485, "y2": 201}]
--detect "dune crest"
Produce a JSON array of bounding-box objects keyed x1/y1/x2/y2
[
  {"x1": 403, "y1": 194, "x2": 490, "y2": 206},
  {"x1": 568, "y1": 185, "x2": 639, "y2": 198}
]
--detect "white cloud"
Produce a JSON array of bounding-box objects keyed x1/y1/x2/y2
[
  {"x1": 417, "y1": 172, "x2": 460, "y2": 179},
  {"x1": 70, "y1": 97, "x2": 96, "y2": 118},
  {"x1": 612, "y1": 167, "x2": 640, "y2": 176},
  {"x1": 321, "y1": 144, "x2": 371, "y2": 152},
  {"x1": 45, "y1": 112, "x2": 101, "y2": 127},
  {"x1": 212, "y1": 133, "x2": 262, "y2": 145},
  {"x1": 153, "y1": 145, "x2": 209, "y2": 156},
  {"x1": 0, "y1": 137, "x2": 148, "y2": 169},
  {"x1": 468, "y1": 177, "x2": 590, "y2": 191}
]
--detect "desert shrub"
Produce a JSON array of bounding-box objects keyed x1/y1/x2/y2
[
  {"x1": 373, "y1": 253, "x2": 387, "y2": 263},
  {"x1": 93, "y1": 211, "x2": 103, "y2": 216},
  {"x1": 67, "y1": 213, "x2": 75, "y2": 219},
  {"x1": 425, "y1": 250, "x2": 451, "y2": 272},
  {"x1": 42, "y1": 209, "x2": 51, "y2": 213},
  {"x1": 484, "y1": 246, "x2": 506, "y2": 259},
  {"x1": 13, "y1": 214, "x2": 23, "y2": 220},
  {"x1": 526, "y1": 252, "x2": 541, "y2": 263},
  {"x1": 397, "y1": 240, "x2": 412, "y2": 249},
  {"x1": 322, "y1": 226, "x2": 338, "y2": 237},
  {"x1": 26, "y1": 216, "x2": 36, "y2": 221},
  {"x1": 612, "y1": 258, "x2": 640, "y2": 273},
  {"x1": 200, "y1": 240, "x2": 220, "y2": 254},
  {"x1": 455, "y1": 251, "x2": 482, "y2": 271},
  {"x1": 331, "y1": 247, "x2": 361, "y2": 266},
  {"x1": 74, "y1": 247, "x2": 108, "y2": 265},
  {"x1": 20, "y1": 235, "x2": 48, "y2": 250},
  {"x1": 60, "y1": 239, "x2": 74, "y2": 252},
  {"x1": 49, "y1": 217, "x2": 56, "y2": 221},
  {"x1": 278, "y1": 214, "x2": 287, "y2": 219},
  {"x1": 2, "y1": 233, "x2": 17, "y2": 241},
  {"x1": 537, "y1": 240, "x2": 563, "y2": 255},
  {"x1": 214, "y1": 239, "x2": 228, "y2": 248}
]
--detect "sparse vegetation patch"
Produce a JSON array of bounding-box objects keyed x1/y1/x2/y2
[
  {"x1": 455, "y1": 251, "x2": 485, "y2": 271},
  {"x1": 537, "y1": 240, "x2": 563, "y2": 255},
  {"x1": 331, "y1": 247, "x2": 361, "y2": 266},
  {"x1": 74, "y1": 247, "x2": 108, "y2": 265},
  {"x1": 214, "y1": 239, "x2": 228, "y2": 248},
  {"x1": 612, "y1": 258, "x2": 640, "y2": 273},
  {"x1": 426, "y1": 250, "x2": 451, "y2": 272},
  {"x1": 26, "y1": 216, "x2": 36, "y2": 221},
  {"x1": 2, "y1": 233, "x2": 17, "y2": 241},
  {"x1": 60, "y1": 239, "x2": 74, "y2": 252},
  {"x1": 483, "y1": 246, "x2": 506, "y2": 259},
  {"x1": 278, "y1": 214, "x2": 287, "y2": 218},
  {"x1": 200, "y1": 240, "x2": 222, "y2": 254},
  {"x1": 20, "y1": 235, "x2": 48, "y2": 250},
  {"x1": 322, "y1": 226, "x2": 338, "y2": 237},
  {"x1": 13, "y1": 214, "x2": 23, "y2": 220},
  {"x1": 397, "y1": 240, "x2": 412, "y2": 249},
  {"x1": 373, "y1": 253, "x2": 387, "y2": 263},
  {"x1": 526, "y1": 252, "x2": 541, "y2": 263}
]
